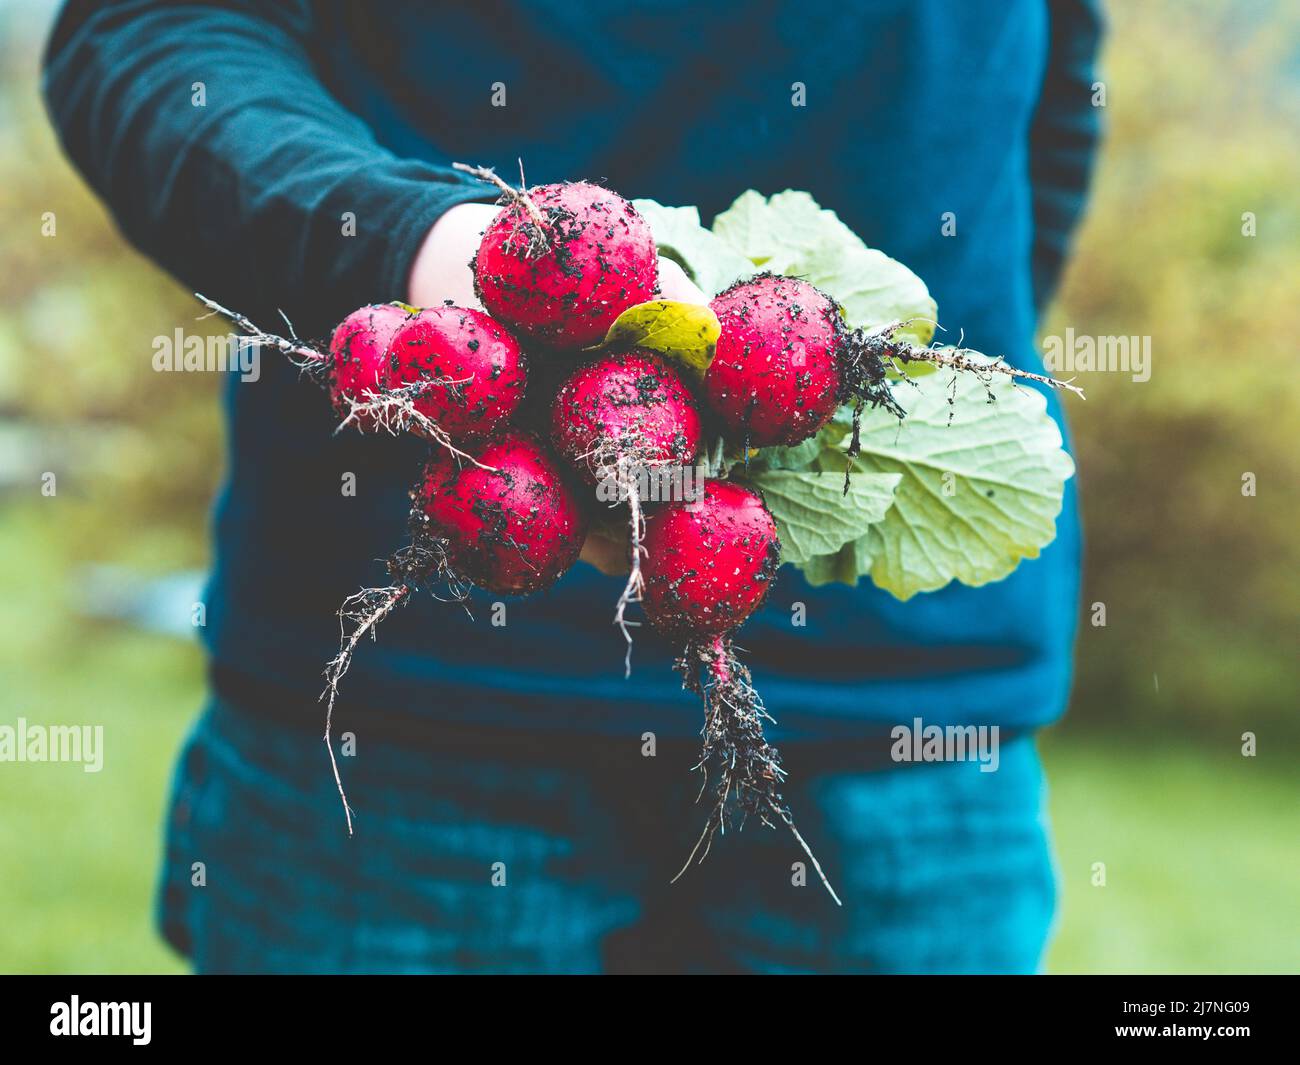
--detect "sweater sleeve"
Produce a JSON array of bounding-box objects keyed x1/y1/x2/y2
[
  {"x1": 42, "y1": 0, "x2": 492, "y2": 333},
  {"x1": 1027, "y1": 0, "x2": 1105, "y2": 312}
]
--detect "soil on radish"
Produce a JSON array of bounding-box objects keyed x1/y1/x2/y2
[
  {"x1": 473, "y1": 181, "x2": 659, "y2": 349},
  {"x1": 551, "y1": 349, "x2": 702, "y2": 485},
  {"x1": 421, "y1": 431, "x2": 587, "y2": 595},
  {"x1": 385, "y1": 306, "x2": 527, "y2": 444},
  {"x1": 640, "y1": 480, "x2": 781, "y2": 638},
  {"x1": 706, "y1": 273, "x2": 843, "y2": 448}
]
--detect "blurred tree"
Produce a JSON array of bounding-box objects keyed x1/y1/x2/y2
[
  {"x1": 0, "y1": 1, "x2": 224, "y2": 571},
  {"x1": 1045, "y1": 0, "x2": 1300, "y2": 738}
]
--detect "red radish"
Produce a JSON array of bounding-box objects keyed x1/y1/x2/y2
[
  {"x1": 328, "y1": 303, "x2": 414, "y2": 430},
  {"x1": 705, "y1": 274, "x2": 843, "y2": 447},
  {"x1": 550, "y1": 348, "x2": 704, "y2": 674},
  {"x1": 386, "y1": 306, "x2": 527, "y2": 445},
  {"x1": 419, "y1": 430, "x2": 587, "y2": 595},
  {"x1": 641, "y1": 480, "x2": 780, "y2": 638},
  {"x1": 550, "y1": 349, "x2": 702, "y2": 485},
  {"x1": 473, "y1": 181, "x2": 659, "y2": 348},
  {"x1": 639, "y1": 479, "x2": 840, "y2": 903}
]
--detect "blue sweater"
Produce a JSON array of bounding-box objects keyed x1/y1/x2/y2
[{"x1": 44, "y1": 0, "x2": 1101, "y2": 740}]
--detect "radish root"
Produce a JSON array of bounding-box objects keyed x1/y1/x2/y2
[
  {"x1": 673, "y1": 634, "x2": 842, "y2": 906},
  {"x1": 332, "y1": 381, "x2": 494, "y2": 471},
  {"x1": 453, "y1": 161, "x2": 551, "y2": 257},
  {"x1": 836, "y1": 319, "x2": 1086, "y2": 492},
  {"x1": 844, "y1": 318, "x2": 1087, "y2": 405},
  {"x1": 583, "y1": 436, "x2": 667, "y2": 678},
  {"x1": 194, "y1": 293, "x2": 493, "y2": 468},
  {"x1": 613, "y1": 478, "x2": 646, "y2": 679},
  {"x1": 322, "y1": 583, "x2": 410, "y2": 835},
  {"x1": 320, "y1": 510, "x2": 468, "y2": 834},
  {"x1": 195, "y1": 293, "x2": 325, "y2": 372}
]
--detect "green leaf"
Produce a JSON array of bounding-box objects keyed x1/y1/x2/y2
[
  {"x1": 712, "y1": 190, "x2": 937, "y2": 345},
  {"x1": 800, "y1": 537, "x2": 873, "y2": 588},
  {"x1": 632, "y1": 200, "x2": 755, "y2": 298},
  {"x1": 747, "y1": 468, "x2": 900, "y2": 566},
  {"x1": 751, "y1": 435, "x2": 823, "y2": 471},
  {"x1": 812, "y1": 363, "x2": 1075, "y2": 600},
  {"x1": 710, "y1": 189, "x2": 806, "y2": 271},
  {"x1": 597, "y1": 299, "x2": 719, "y2": 377},
  {"x1": 887, "y1": 356, "x2": 938, "y2": 380},
  {"x1": 804, "y1": 246, "x2": 937, "y2": 347}
]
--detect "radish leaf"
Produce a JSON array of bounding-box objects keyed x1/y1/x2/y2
[
  {"x1": 803, "y1": 365, "x2": 1074, "y2": 599},
  {"x1": 712, "y1": 190, "x2": 937, "y2": 346},
  {"x1": 632, "y1": 200, "x2": 754, "y2": 298},
  {"x1": 748, "y1": 468, "x2": 900, "y2": 566}
]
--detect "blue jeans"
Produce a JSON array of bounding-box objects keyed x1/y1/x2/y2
[{"x1": 156, "y1": 696, "x2": 1057, "y2": 973}]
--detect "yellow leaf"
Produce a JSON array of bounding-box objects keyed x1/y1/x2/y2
[{"x1": 596, "y1": 300, "x2": 719, "y2": 378}]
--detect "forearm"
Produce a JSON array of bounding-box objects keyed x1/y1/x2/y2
[{"x1": 42, "y1": 0, "x2": 489, "y2": 333}]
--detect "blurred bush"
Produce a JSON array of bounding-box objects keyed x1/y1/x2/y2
[
  {"x1": 1046, "y1": 0, "x2": 1300, "y2": 740},
  {"x1": 0, "y1": 0, "x2": 224, "y2": 574}
]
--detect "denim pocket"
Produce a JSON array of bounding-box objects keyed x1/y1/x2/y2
[{"x1": 155, "y1": 704, "x2": 219, "y2": 960}]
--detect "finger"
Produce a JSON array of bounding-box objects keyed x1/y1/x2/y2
[
  {"x1": 656, "y1": 256, "x2": 708, "y2": 305},
  {"x1": 578, "y1": 532, "x2": 630, "y2": 577}
]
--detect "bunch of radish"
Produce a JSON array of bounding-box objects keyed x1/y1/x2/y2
[{"x1": 196, "y1": 165, "x2": 1081, "y2": 905}]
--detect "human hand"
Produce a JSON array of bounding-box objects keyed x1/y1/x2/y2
[
  {"x1": 407, "y1": 202, "x2": 709, "y2": 578},
  {"x1": 406, "y1": 201, "x2": 499, "y2": 308},
  {"x1": 408, "y1": 201, "x2": 708, "y2": 310}
]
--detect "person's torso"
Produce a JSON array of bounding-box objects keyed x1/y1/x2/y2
[{"x1": 207, "y1": 0, "x2": 1081, "y2": 738}]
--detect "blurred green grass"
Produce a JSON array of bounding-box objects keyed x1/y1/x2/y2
[
  {"x1": 1041, "y1": 732, "x2": 1300, "y2": 974},
  {"x1": 0, "y1": 503, "x2": 192, "y2": 974}
]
